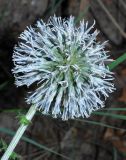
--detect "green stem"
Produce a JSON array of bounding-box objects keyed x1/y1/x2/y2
[{"x1": 1, "y1": 105, "x2": 36, "y2": 160}]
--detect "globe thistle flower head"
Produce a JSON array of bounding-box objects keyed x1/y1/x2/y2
[{"x1": 12, "y1": 16, "x2": 115, "y2": 120}]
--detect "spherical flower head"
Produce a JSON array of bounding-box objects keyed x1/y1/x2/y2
[{"x1": 12, "y1": 16, "x2": 115, "y2": 120}]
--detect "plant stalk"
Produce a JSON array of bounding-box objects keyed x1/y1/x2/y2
[{"x1": 1, "y1": 105, "x2": 36, "y2": 160}]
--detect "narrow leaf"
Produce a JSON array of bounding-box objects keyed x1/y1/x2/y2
[
  {"x1": 108, "y1": 53, "x2": 126, "y2": 70},
  {"x1": 93, "y1": 112, "x2": 126, "y2": 120},
  {"x1": 77, "y1": 119, "x2": 126, "y2": 131}
]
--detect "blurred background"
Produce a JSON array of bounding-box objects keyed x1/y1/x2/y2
[{"x1": 0, "y1": 0, "x2": 126, "y2": 159}]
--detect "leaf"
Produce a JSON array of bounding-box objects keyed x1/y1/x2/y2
[
  {"x1": 102, "y1": 107, "x2": 126, "y2": 111},
  {"x1": 77, "y1": 119, "x2": 126, "y2": 131},
  {"x1": 0, "y1": 109, "x2": 24, "y2": 113},
  {"x1": 93, "y1": 111, "x2": 126, "y2": 121},
  {"x1": 0, "y1": 139, "x2": 7, "y2": 150},
  {"x1": 108, "y1": 53, "x2": 126, "y2": 70}
]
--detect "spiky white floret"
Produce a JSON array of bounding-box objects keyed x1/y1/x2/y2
[{"x1": 12, "y1": 16, "x2": 115, "y2": 120}]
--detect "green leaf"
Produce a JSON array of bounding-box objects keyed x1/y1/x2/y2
[
  {"x1": 77, "y1": 119, "x2": 126, "y2": 131},
  {"x1": 0, "y1": 127, "x2": 71, "y2": 160},
  {"x1": 93, "y1": 111, "x2": 126, "y2": 120},
  {"x1": 10, "y1": 152, "x2": 20, "y2": 160},
  {"x1": 0, "y1": 108, "x2": 24, "y2": 113},
  {"x1": 108, "y1": 53, "x2": 126, "y2": 70},
  {"x1": 0, "y1": 139, "x2": 7, "y2": 150},
  {"x1": 102, "y1": 107, "x2": 126, "y2": 111}
]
